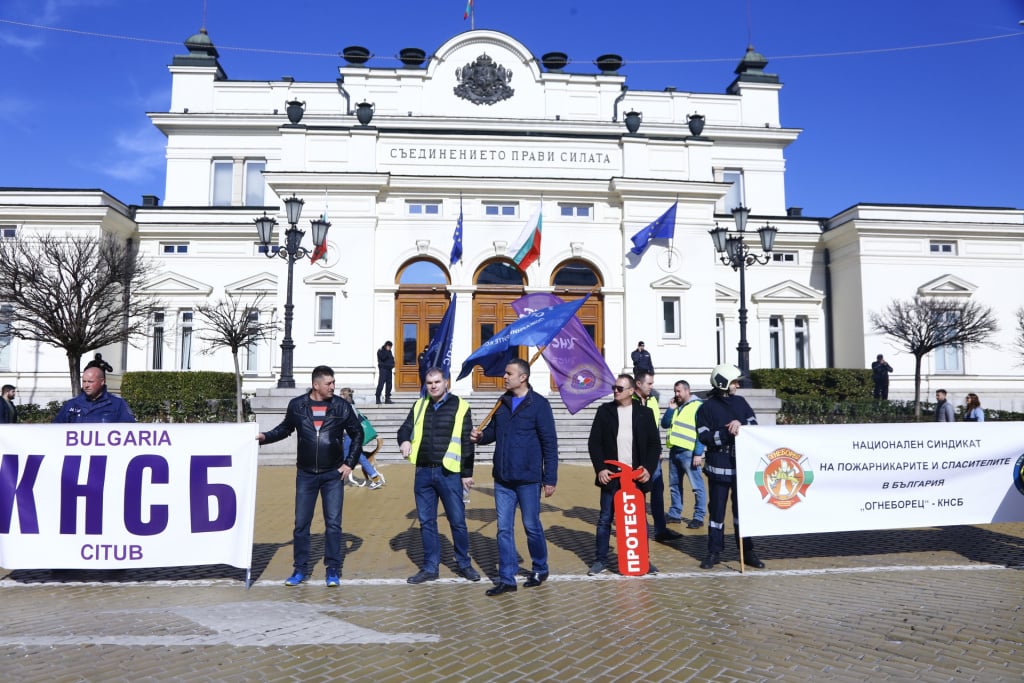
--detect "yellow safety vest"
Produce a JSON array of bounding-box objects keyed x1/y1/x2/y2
[
  {"x1": 408, "y1": 396, "x2": 470, "y2": 473},
  {"x1": 635, "y1": 394, "x2": 660, "y2": 427},
  {"x1": 667, "y1": 400, "x2": 702, "y2": 450}
]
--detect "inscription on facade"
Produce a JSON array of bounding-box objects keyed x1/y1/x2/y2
[{"x1": 387, "y1": 145, "x2": 613, "y2": 169}]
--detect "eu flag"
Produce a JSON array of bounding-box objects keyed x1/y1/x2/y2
[
  {"x1": 450, "y1": 206, "x2": 463, "y2": 267},
  {"x1": 629, "y1": 202, "x2": 677, "y2": 255},
  {"x1": 423, "y1": 294, "x2": 457, "y2": 381}
]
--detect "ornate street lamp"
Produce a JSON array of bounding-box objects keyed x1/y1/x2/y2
[
  {"x1": 709, "y1": 205, "x2": 777, "y2": 386},
  {"x1": 255, "y1": 195, "x2": 330, "y2": 388}
]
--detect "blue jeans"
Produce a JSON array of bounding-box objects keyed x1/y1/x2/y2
[
  {"x1": 293, "y1": 469, "x2": 344, "y2": 572},
  {"x1": 343, "y1": 435, "x2": 378, "y2": 479},
  {"x1": 594, "y1": 485, "x2": 616, "y2": 564},
  {"x1": 414, "y1": 466, "x2": 471, "y2": 572},
  {"x1": 494, "y1": 480, "x2": 548, "y2": 585},
  {"x1": 667, "y1": 447, "x2": 707, "y2": 522}
]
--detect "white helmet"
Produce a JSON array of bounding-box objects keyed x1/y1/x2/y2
[{"x1": 710, "y1": 364, "x2": 743, "y2": 390}]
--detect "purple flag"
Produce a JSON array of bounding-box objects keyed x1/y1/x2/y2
[{"x1": 511, "y1": 293, "x2": 615, "y2": 414}]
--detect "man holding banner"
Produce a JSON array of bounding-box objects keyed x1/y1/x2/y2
[
  {"x1": 258, "y1": 365, "x2": 364, "y2": 587},
  {"x1": 587, "y1": 374, "x2": 660, "y2": 576},
  {"x1": 696, "y1": 364, "x2": 765, "y2": 570}
]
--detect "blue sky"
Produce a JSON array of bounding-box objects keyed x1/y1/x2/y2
[{"x1": 1, "y1": 1, "x2": 1021, "y2": 217}]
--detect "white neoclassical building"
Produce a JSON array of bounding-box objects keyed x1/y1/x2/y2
[{"x1": 1, "y1": 28, "x2": 1022, "y2": 409}]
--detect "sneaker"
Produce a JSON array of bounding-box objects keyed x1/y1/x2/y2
[
  {"x1": 686, "y1": 519, "x2": 704, "y2": 529},
  {"x1": 325, "y1": 568, "x2": 340, "y2": 587},
  {"x1": 284, "y1": 570, "x2": 308, "y2": 587},
  {"x1": 666, "y1": 516, "x2": 683, "y2": 524},
  {"x1": 587, "y1": 561, "x2": 606, "y2": 576},
  {"x1": 369, "y1": 475, "x2": 384, "y2": 490},
  {"x1": 346, "y1": 475, "x2": 366, "y2": 488}
]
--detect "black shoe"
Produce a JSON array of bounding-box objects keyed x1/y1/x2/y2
[
  {"x1": 375, "y1": 399, "x2": 382, "y2": 405},
  {"x1": 407, "y1": 569, "x2": 439, "y2": 584},
  {"x1": 485, "y1": 582, "x2": 517, "y2": 596},
  {"x1": 523, "y1": 572, "x2": 548, "y2": 588},
  {"x1": 743, "y1": 553, "x2": 766, "y2": 569},
  {"x1": 686, "y1": 519, "x2": 704, "y2": 529},
  {"x1": 700, "y1": 553, "x2": 720, "y2": 569},
  {"x1": 654, "y1": 529, "x2": 683, "y2": 543},
  {"x1": 454, "y1": 565, "x2": 481, "y2": 582},
  {"x1": 385, "y1": 399, "x2": 395, "y2": 404},
  {"x1": 647, "y1": 562, "x2": 659, "y2": 575},
  {"x1": 666, "y1": 516, "x2": 683, "y2": 524}
]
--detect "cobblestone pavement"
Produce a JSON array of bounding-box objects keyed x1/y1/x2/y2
[{"x1": 2, "y1": 463, "x2": 1022, "y2": 682}]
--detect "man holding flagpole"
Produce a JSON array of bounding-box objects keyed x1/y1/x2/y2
[{"x1": 470, "y1": 359, "x2": 558, "y2": 595}]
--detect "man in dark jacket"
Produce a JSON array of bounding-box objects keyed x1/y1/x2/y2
[
  {"x1": 375, "y1": 341, "x2": 395, "y2": 404},
  {"x1": 696, "y1": 364, "x2": 764, "y2": 570},
  {"x1": 0, "y1": 384, "x2": 18, "y2": 423},
  {"x1": 398, "y1": 367, "x2": 479, "y2": 584},
  {"x1": 53, "y1": 367, "x2": 135, "y2": 423},
  {"x1": 587, "y1": 373, "x2": 660, "y2": 576},
  {"x1": 471, "y1": 358, "x2": 558, "y2": 595},
  {"x1": 259, "y1": 365, "x2": 363, "y2": 588}
]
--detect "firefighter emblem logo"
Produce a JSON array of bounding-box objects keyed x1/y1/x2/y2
[
  {"x1": 1014, "y1": 453, "x2": 1024, "y2": 496},
  {"x1": 754, "y1": 448, "x2": 814, "y2": 510}
]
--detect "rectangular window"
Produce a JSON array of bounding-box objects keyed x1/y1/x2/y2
[
  {"x1": 484, "y1": 203, "x2": 518, "y2": 217},
  {"x1": 0, "y1": 304, "x2": 12, "y2": 370},
  {"x1": 407, "y1": 201, "x2": 441, "y2": 215},
  {"x1": 255, "y1": 244, "x2": 282, "y2": 255},
  {"x1": 716, "y1": 314, "x2": 726, "y2": 365},
  {"x1": 0, "y1": 226, "x2": 16, "y2": 239},
  {"x1": 152, "y1": 312, "x2": 165, "y2": 370},
  {"x1": 768, "y1": 315, "x2": 782, "y2": 369},
  {"x1": 559, "y1": 203, "x2": 592, "y2": 218},
  {"x1": 935, "y1": 310, "x2": 963, "y2": 373},
  {"x1": 161, "y1": 243, "x2": 189, "y2": 255},
  {"x1": 317, "y1": 294, "x2": 334, "y2": 332},
  {"x1": 771, "y1": 251, "x2": 797, "y2": 264},
  {"x1": 794, "y1": 316, "x2": 808, "y2": 369},
  {"x1": 245, "y1": 309, "x2": 259, "y2": 373},
  {"x1": 929, "y1": 241, "x2": 957, "y2": 255},
  {"x1": 661, "y1": 297, "x2": 681, "y2": 340},
  {"x1": 720, "y1": 170, "x2": 745, "y2": 214},
  {"x1": 244, "y1": 160, "x2": 266, "y2": 206},
  {"x1": 179, "y1": 311, "x2": 193, "y2": 370},
  {"x1": 212, "y1": 160, "x2": 233, "y2": 206}
]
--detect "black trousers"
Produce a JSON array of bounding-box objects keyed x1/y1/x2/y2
[
  {"x1": 706, "y1": 476, "x2": 755, "y2": 556},
  {"x1": 375, "y1": 370, "x2": 392, "y2": 401},
  {"x1": 873, "y1": 381, "x2": 889, "y2": 400}
]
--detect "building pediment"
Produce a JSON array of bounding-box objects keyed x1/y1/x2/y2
[
  {"x1": 751, "y1": 280, "x2": 824, "y2": 304},
  {"x1": 303, "y1": 271, "x2": 349, "y2": 288},
  {"x1": 715, "y1": 283, "x2": 739, "y2": 304},
  {"x1": 141, "y1": 272, "x2": 213, "y2": 296},
  {"x1": 650, "y1": 275, "x2": 692, "y2": 291},
  {"x1": 224, "y1": 272, "x2": 278, "y2": 297},
  {"x1": 917, "y1": 274, "x2": 976, "y2": 298}
]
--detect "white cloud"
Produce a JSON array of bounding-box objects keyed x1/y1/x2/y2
[{"x1": 98, "y1": 122, "x2": 166, "y2": 182}]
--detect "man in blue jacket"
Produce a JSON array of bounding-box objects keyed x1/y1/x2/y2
[
  {"x1": 53, "y1": 367, "x2": 135, "y2": 423},
  {"x1": 471, "y1": 358, "x2": 558, "y2": 596},
  {"x1": 259, "y1": 365, "x2": 364, "y2": 588}
]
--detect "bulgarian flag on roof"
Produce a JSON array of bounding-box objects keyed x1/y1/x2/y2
[
  {"x1": 464, "y1": 0, "x2": 474, "y2": 20},
  {"x1": 508, "y1": 206, "x2": 542, "y2": 271}
]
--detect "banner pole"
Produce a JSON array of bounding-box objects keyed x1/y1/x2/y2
[
  {"x1": 738, "y1": 537, "x2": 745, "y2": 574},
  {"x1": 474, "y1": 345, "x2": 545, "y2": 432}
]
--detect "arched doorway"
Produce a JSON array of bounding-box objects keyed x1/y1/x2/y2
[
  {"x1": 395, "y1": 258, "x2": 450, "y2": 391},
  {"x1": 472, "y1": 259, "x2": 526, "y2": 391},
  {"x1": 551, "y1": 259, "x2": 605, "y2": 389}
]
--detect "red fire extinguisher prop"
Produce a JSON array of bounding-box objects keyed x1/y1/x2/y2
[{"x1": 605, "y1": 459, "x2": 649, "y2": 576}]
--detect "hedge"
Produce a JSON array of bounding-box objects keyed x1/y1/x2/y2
[{"x1": 119, "y1": 371, "x2": 247, "y2": 423}]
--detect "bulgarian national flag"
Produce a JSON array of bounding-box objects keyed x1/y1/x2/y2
[
  {"x1": 464, "y1": 0, "x2": 474, "y2": 20},
  {"x1": 508, "y1": 207, "x2": 541, "y2": 271}
]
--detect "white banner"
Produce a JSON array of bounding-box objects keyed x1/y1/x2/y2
[
  {"x1": 0, "y1": 424, "x2": 259, "y2": 570},
  {"x1": 736, "y1": 422, "x2": 1024, "y2": 537}
]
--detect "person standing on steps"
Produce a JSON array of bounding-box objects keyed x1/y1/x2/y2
[{"x1": 375, "y1": 341, "x2": 395, "y2": 404}]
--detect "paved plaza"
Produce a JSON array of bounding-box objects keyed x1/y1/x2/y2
[{"x1": 2, "y1": 462, "x2": 1022, "y2": 681}]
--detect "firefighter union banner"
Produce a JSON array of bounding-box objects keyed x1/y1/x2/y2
[
  {"x1": 0, "y1": 423, "x2": 259, "y2": 570},
  {"x1": 736, "y1": 422, "x2": 1024, "y2": 537}
]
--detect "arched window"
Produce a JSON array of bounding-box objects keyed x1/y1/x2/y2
[
  {"x1": 475, "y1": 260, "x2": 524, "y2": 287},
  {"x1": 398, "y1": 259, "x2": 449, "y2": 286},
  {"x1": 551, "y1": 259, "x2": 602, "y2": 289}
]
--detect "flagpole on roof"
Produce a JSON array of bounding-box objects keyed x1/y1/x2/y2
[{"x1": 668, "y1": 194, "x2": 678, "y2": 268}]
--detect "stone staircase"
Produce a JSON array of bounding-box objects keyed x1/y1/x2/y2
[{"x1": 250, "y1": 389, "x2": 780, "y2": 466}]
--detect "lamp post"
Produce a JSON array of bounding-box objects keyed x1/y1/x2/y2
[
  {"x1": 255, "y1": 195, "x2": 330, "y2": 388},
  {"x1": 708, "y1": 206, "x2": 777, "y2": 387}
]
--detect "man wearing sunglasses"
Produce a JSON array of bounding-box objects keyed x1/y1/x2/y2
[{"x1": 586, "y1": 374, "x2": 661, "y2": 576}]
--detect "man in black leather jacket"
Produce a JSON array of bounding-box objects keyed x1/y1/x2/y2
[{"x1": 259, "y1": 365, "x2": 364, "y2": 587}]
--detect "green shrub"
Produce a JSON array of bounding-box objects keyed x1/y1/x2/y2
[
  {"x1": 120, "y1": 371, "x2": 247, "y2": 423},
  {"x1": 750, "y1": 368, "x2": 873, "y2": 401},
  {"x1": 17, "y1": 401, "x2": 63, "y2": 423}
]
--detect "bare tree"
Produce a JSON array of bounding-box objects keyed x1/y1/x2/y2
[
  {"x1": 196, "y1": 294, "x2": 277, "y2": 422},
  {"x1": 0, "y1": 232, "x2": 159, "y2": 393},
  {"x1": 869, "y1": 296, "x2": 998, "y2": 418},
  {"x1": 1014, "y1": 307, "x2": 1024, "y2": 366}
]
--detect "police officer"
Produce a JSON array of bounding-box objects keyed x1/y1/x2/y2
[{"x1": 695, "y1": 364, "x2": 765, "y2": 570}]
